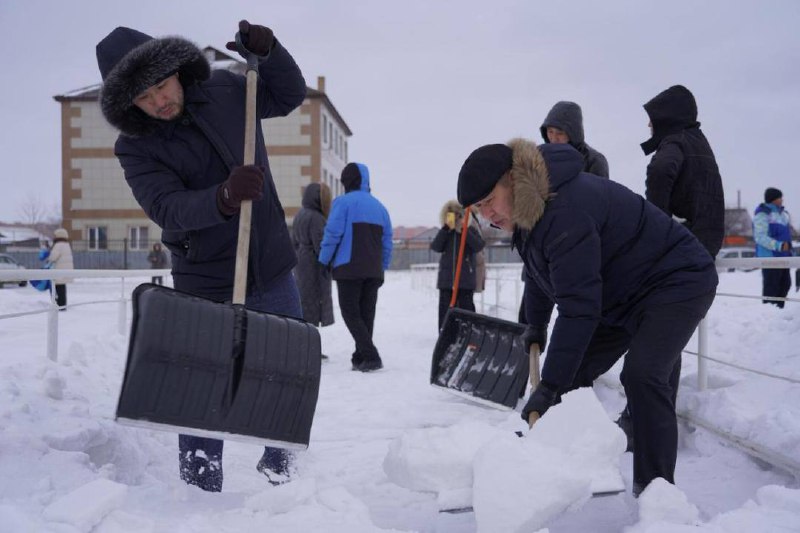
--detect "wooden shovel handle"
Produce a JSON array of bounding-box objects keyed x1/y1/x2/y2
[
  {"x1": 528, "y1": 343, "x2": 541, "y2": 428},
  {"x1": 232, "y1": 66, "x2": 259, "y2": 305}
]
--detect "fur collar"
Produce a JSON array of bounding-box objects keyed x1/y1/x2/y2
[{"x1": 508, "y1": 138, "x2": 552, "y2": 231}]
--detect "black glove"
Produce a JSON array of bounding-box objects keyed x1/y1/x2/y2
[
  {"x1": 520, "y1": 324, "x2": 547, "y2": 353},
  {"x1": 225, "y1": 20, "x2": 274, "y2": 56},
  {"x1": 521, "y1": 381, "x2": 559, "y2": 421},
  {"x1": 217, "y1": 165, "x2": 264, "y2": 216}
]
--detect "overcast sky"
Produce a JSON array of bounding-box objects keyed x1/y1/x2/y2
[{"x1": 1, "y1": 0, "x2": 799, "y2": 227}]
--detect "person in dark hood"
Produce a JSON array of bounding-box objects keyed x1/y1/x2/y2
[
  {"x1": 95, "y1": 20, "x2": 307, "y2": 492},
  {"x1": 430, "y1": 200, "x2": 486, "y2": 329},
  {"x1": 293, "y1": 182, "x2": 335, "y2": 330},
  {"x1": 641, "y1": 85, "x2": 725, "y2": 258},
  {"x1": 318, "y1": 163, "x2": 393, "y2": 372},
  {"x1": 540, "y1": 101, "x2": 609, "y2": 178},
  {"x1": 457, "y1": 139, "x2": 718, "y2": 497}
]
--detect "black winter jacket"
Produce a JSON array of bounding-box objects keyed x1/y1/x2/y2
[
  {"x1": 507, "y1": 140, "x2": 717, "y2": 391},
  {"x1": 97, "y1": 28, "x2": 306, "y2": 301},
  {"x1": 641, "y1": 85, "x2": 724, "y2": 257},
  {"x1": 430, "y1": 201, "x2": 485, "y2": 291}
]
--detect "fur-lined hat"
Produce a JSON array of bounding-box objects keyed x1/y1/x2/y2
[{"x1": 96, "y1": 26, "x2": 210, "y2": 137}]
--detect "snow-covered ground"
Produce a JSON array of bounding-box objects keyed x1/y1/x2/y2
[{"x1": 0, "y1": 269, "x2": 799, "y2": 532}]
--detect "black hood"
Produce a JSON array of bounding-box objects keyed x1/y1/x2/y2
[
  {"x1": 540, "y1": 101, "x2": 585, "y2": 146},
  {"x1": 640, "y1": 85, "x2": 699, "y2": 155},
  {"x1": 96, "y1": 26, "x2": 210, "y2": 137}
]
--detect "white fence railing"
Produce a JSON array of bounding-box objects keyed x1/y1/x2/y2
[{"x1": 0, "y1": 269, "x2": 169, "y2": 361}]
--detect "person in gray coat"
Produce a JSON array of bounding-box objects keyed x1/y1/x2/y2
[
  {"x1": 293, "y1": 182, "x2": 334, "y2": 329},
  {"x1": 540, "y1": 101, "x2": 609, "y2": 178}
]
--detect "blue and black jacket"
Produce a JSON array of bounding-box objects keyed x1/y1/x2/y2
[
  {"x1": 753, "y1": 203, "x2": 792, "y2": 257},
  {"x1": 318, "y1": 163, "x2": 393, "y2": 280}
]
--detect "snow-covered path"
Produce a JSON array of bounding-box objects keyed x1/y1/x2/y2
[{"x1": 0, "y1": 270, "x2": 798, "y2": 532}]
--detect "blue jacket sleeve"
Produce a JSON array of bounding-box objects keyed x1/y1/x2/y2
[
  {"x1": 382, "y1": 207, "x2": 393, "y2": 271},
  {"x1": 256, "y1": 39, "x2": 307, "y2": 119},
  {"x1": 319, "y1": 199, "x2": 346, "y2": 266}
]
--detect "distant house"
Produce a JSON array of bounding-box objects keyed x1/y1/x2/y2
[
  {"x1": 0, "y1": 225, "x2": 49, "y2": 251},
  {"x1": 393, "y1": 226, "x2": 437, "y2": 249},
  {"x1": 52, "y1": 46, "x2": 350, "y2": 252}
]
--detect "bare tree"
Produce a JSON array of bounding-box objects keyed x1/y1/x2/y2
[{"x1": 17, "y1": 194, "x2": 60, "y2": 236}]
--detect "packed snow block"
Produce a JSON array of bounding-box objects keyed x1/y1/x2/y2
[
  {"x1": 526, "y1": 387, "x2": 627, "y2": 493},
  {"x1": 473, "y1": 432, "x2": 591, "y2": 533},
  {"x1": 383, "y1": 421, "x2": 500, "y2": 493},
  {"x1": 430, "y1": 308, "x2": 528, "y2": 409},
  {"x1": 43, "y1": 478, "x2": 127, "y2": 532},
  {"x1": 116, "y1": 284, "x2": 321, "y2": 449}
]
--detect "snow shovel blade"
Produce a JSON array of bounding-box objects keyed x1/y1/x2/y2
[
  {"x1": 430, "y1": 308, "x2": 528, "y2": 409},
  {"x1": 116, "y1": 284, "x2": 322, "y2": 449}
]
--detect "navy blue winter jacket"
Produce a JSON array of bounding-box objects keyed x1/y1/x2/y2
[
  {"x1": 508, "y1": 140, "x2": 718, "y2": 390},
  {"x1": 318, "y1": 163, "x2": 393, "y2": 280},
  {"x1": 98, "y1": 28, "x2": 306, "y2": 301}
]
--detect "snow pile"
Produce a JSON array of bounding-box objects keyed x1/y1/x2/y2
[{"x1": 472, "y1": 388, "x2": 625, "y2": 532}]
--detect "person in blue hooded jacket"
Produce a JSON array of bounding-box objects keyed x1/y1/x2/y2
[
  {"x1": 95, "y1": 20, "x2": 306, "y2": 492},
  {"x1": 754, "y1": 187, "x2": 793, "y2": 308},
  {"x1": 457, "y1": 138, "x2": 718, "y2": 497},
  {"x1": 319, "y1": 163, "x2": 393, "y2": 372}
]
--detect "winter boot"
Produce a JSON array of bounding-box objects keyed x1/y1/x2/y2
[
  {"x1": 357, "y1": 357, "x2": 383, "y2": 372},
  {"x1": 256, "y1": 447, "x2": 293, "y2": 486},
  {"x1": 615, "y1": 405, "x2": 634, "y2": 453},
  {"x1": 179, "y1": 450, "x2": 223, "y2": 492},
  {"x1": 351, "y1": 351, "x2": 363, "y2": 371}
]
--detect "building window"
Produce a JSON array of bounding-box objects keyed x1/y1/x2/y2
[
  {"x1": 344, "y1": 140, "x2": 348, "y2": 162},
  {"x1": 328, "y1": 123, "x2": 333, "y2": 148},
  {"x1": 88, "y1": 226, "x2": 108, "y2": 251},
  {"x1": 323, "y1": 115, "x2": 328, "y2": 143},
  {"x1": 129, "y1": 226, "x2": 149, "y2": 249}
]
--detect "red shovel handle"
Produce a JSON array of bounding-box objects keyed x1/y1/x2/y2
[{"x1": 449, "y1": 208, "x2": 472, "y2": 308}]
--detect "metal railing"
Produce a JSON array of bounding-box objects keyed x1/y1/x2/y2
[{"x1": 0, "y1": 268, "x2": 169, "y2": 361}]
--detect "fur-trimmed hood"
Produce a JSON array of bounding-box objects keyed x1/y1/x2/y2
[
  {"x1": 507, "y1": 138, "x2": 558, "y2": 231},
  {"x1": 96, "y1": 26, "x2": 210, "y2": 137},
  {"x1": 438, "y1": 199, "x2": 464, "y2": 226}
]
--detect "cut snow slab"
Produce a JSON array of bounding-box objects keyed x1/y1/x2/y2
[
  {"x1": 472, "y1": 387, "x2": 626, "y2": 531},
  {"x1": 43, "y1": 478, "x2": 127, "y2": 532},
  {"x1": 383, "y1": 386, "x2": 627, "y2": 527}
]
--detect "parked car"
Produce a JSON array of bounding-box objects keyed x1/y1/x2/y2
[
  {"x1": 0, "y1": 253, "x2": 28, "y2": 287},
  {"x1": 716, "y1": 246, "x2": 757, "y2": 272}
]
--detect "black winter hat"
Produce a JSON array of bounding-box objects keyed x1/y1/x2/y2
[
  {"x1": 765, "y1": 187, "x2": 783, "y2": 204},
  {"x1": 457, "y1": 144, "x2": 513, "y2": 206}
]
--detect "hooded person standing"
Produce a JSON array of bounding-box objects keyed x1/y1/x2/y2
[
  {"x1": 641, "y1": 85, "x2": 725, "y2": 258},
  {"x1": 430, "y1": 200, "x2": 486, "y2": 329},
  {"x1": 457, "y1": 139, "x2": 717, "y2": 497},
  {"x1": 293, "y1": 182, "x2": 334, "y2": 331},
  {"x1": 318, "y1": 163, "x2": 393, "y2": 372},
  {"x1": 95, "y1": 20, "x2": 307, "y2": 492},
  {"x1": 540, "y1": 101, "x2": 609, "y2": 178}
]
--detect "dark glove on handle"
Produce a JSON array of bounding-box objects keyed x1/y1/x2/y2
[
  {"x1": 521, "y1": 324, "x2": 547, "y2": 353},
  {"x1": 521, "y1": 381, "x2": 559, "y2": 421},
  {"x1": 225, "y1": 20, "x2": 274, "y2": 56},
  {"x1": 217, "y1": 165, "x2": 264, "y2": 216}
]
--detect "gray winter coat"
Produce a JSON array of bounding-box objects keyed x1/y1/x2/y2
[
  {"x1": 540, "y1": 101, "x2": 609, "y2": 178},
  {"x1": 292, "y1": 183, "x2": 334, "y2": 327}
]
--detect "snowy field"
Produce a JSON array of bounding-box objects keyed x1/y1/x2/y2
[{"x1": 0, "y1": 269, "x2": 799, "y2": 532}]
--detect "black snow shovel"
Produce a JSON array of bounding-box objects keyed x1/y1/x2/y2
[
  {"x1": 115, "y1": 34, "x2": 321, "y2": 449},
  {"x1": 429, "y1": 210, "x2": 535, "y2": 410}
]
